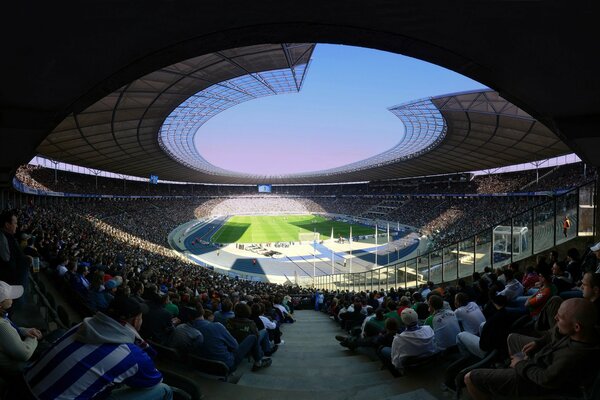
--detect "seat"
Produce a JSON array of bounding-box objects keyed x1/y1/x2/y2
[
  {"x1": 188, "y1": 354, "x2": 231, "y2": 381},
  {"x1": 45, "y1": 292, "x2": 56, "y2": 310},
  {"x1": 453, "y1": 349, "x2": 499, "y2": 400},
  {"x1": 148, "y1": 340, "x2": 186, "y2": 363},
  {"x1": 56, "y1": 304, "x2": 70, "y2": 328},
  {"x1": 160, "y1": 370, "x2": 202, "y2": 400}
]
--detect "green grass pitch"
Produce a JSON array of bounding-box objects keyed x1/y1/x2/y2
[{"x1": 211, "y1": 214, "x2": 376, "y2": 244}]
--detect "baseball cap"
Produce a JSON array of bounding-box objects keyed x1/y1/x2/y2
[
  {"x1": 591, "y1": 242, "x2": 600, "y2": 252},
  {"x1": 400, "y1": 308, "x2": 418, "y2": 326},
  {"x1": 107, "y1": 297, "x2": 149, "y2": 320},
  {"x1": 105, "y1": 280, "x2": 118, "y2": 290},
  {"x1": 0, "y1": 281, "x2": 24, "y2": 303}
]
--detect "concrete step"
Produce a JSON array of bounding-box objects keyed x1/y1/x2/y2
[{"x1": 237, "y1": 368, "x2": 394, "y2": 391}]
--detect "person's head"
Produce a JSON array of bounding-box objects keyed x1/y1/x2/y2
[
  {"x1": 549, "y1": 250, "x2": 559, "y2": 262},
  {"x1": 384, "y1": 316, "x2": 400, "y2": 333},
  {"x1": 554, "y1": 298, "x2": 598, "y2": 340},
  {"x1": 400, "y1": 308, "x2": 419, "y2": 327},
  {"x1": 454, "y1": 292, "x2": 469, "y2": 308},
  {"x1": 552, "y1": 261, "x2": 567, "y2": 276},
  {"x1": 428, "y1": 295, "x2": 443, "y2": 313},
  {"x1": 221, "y1": 299, "x2": 233, "y2": 313},
  {"x1": 234, "y1": 302, "x2": 251, "y2": 319},
  {"x1": 412, "y1": 292, "x2": 423, "y2": 303},
  {"x1": 591, "y1": 242, "x2": 600, "y2": 260},
  {"x1": 566, "y1": 248, "x2": 581, "y2": 262},
  {"x1": 399, "y1": 296, "x2": 411, "y2": 307},
  {"x1": 251, "y1": 303, "x2": 263, "y2": 318},
  {"x1": 581, "y1": 272, "x2": 600, "y2": 302},
  {"x1": 0, "y1": 210, "x2": 17, "y2": 235},
  {"x1": 186, "y1": 306, "x2": 203, "y2": 321},
  {"x1": 106, "y1": 296, "x2": 148, "y2": 331},
  {"x1": 0, "y1": 281, "x2": 23, "y2": 311},
  {"x1": 490, "y1": 294, "x2": 507, "y2": 309},
  {"x1": 538, "y1": 265, "x2": 553, "y2": 285},
  {"x1": 503, "y1": 269, "x2": 514, "y2": 282}
]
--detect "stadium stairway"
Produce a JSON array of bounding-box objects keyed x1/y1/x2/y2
[{"x1": 159, "y1": 310, "x2": 446, "y2": 400}]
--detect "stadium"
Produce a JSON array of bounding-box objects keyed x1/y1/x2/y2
[{"x1": 1, "y1": 3, "x2": 599, "y2": 400}]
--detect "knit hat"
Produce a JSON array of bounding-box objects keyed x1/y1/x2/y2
[
  {"x1": 400, "y1": 308, "x2": 418, "y2": 326},
  {"x1": 0, "y1": 281, "x2": 24, "y2": 303}
]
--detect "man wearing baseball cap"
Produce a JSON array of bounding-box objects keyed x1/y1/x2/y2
[
  {"x1": 0, "y1": 280, "x2": 42, "y2": 374},
  {"x1": 590, "y1": 241, "x2": 600, "y2": 273},
  {"x1": 390, "y1": 308, "x2": 437, "y2": 370},
  {"x1": 24, "y1": 296, "x2": 173, "y2": 400}
]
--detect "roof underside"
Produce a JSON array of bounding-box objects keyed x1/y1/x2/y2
[{"x1": 37, "y1": 45, "x2": 570, "y2": 184}]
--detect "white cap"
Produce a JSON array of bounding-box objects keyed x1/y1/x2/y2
[
  {"x1": 0, "y1": 281, "x2": 24, "y2": 303},
  {"x1": 401, "y1": 308, "x2": 418, "y2": 326},
  {"x1": 591, "y1": 242, "x2": 600, "y2": 252}
]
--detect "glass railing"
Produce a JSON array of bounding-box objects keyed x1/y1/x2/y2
[{"x1": 313, "y1": 180, "x2": 597, "y2": 291}]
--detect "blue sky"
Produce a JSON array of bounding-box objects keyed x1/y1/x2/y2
[{"x1": 196, "y1": 44, "x2": 486, "y2": 175}]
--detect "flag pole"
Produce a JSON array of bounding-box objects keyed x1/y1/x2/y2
[
  {"x1": 374, "y1": 223, "x2": 378, "y2": 268},
  {"x1": 387, "y1": 222, "x2": 390, "y2": 265},
  {"x1": 313, "y1": 227, "x2": 316, "y2": 286},
  {"x1": 349, "y1": 225, "x2": 353, "y2": 274}
]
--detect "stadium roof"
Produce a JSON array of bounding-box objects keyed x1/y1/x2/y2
[
  {"x1": 1, "y1": 2, "x2": 598, "y2": 186},
  {"x1": 36, "y1": 51, "x2": 570, "y2": 184}
]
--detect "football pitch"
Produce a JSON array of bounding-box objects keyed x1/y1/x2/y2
[{"x1": 211, "y1": 214, "x2": 375, "y2": 244}]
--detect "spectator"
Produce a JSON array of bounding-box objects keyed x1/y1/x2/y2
[
  {"x1": 465, "y1": 298, "x2": 600, "y2": 399},
  {"x1": 497, "y1": 269, "x2": 524, "y2": 302},
  {"x1": 454, "y1": 292, "x2": 486, "y2": 336},
  {"x1": 191, "y1": 304, "x2": 272, "y2": 372},
  {"x1": 24, "y1": 296, "x2": 173, "y2": 400},
  {"x1": 425, "y1": 295, "x2": 461, "y2": 351},
  {"x1": 0, "y1": 281, "x2": 40, "y2": 374},
  {"x1": 524, "y1": 267, "x2": 557, "y2": 318},
  {"x1": 390, "y1": 308, "x2": 436, "y2": 369}
]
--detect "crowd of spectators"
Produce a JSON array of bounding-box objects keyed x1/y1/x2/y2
[
  {"x1": 321, "y1": 242, "x2": 600, "y2": 397},
  {"x1": 16, "y1": 162, "x2": 595, "y2": 198},
  {"x1": 0, "y1": 202, "x2": 323, "y2": 398}
]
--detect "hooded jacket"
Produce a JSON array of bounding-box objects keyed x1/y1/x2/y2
[{"x1": 25, "y1": 312, "x2": 162, "y2": 400}]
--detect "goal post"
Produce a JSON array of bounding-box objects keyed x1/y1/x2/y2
[{"x1": 299, "y1": 232, "x2": 320, "y2": 244}]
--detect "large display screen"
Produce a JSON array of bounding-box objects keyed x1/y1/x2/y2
[{"x1": 258, "y1": 184, "x2": 272, "y2": 193}]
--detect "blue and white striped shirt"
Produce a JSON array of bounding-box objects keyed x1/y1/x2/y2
[{"x1": 25, "y1": 315, "x2": 162, "y2": 400}]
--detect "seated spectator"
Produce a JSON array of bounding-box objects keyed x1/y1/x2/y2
[
  {"x1": 497, "y1": 269, "x2": 524, "y2": 302},
  {"x1": 70, "y1": 264, "x2": 90, "y2": 297},
  {"x1": 565, "y1": 247, "x2": 582, "y2": 283},
  {"x1": 213, "y1": 299, "x2": 234, "y2": 325},
  {"x1": 251, "y1": 303, "x2": 277, "y2": 355},
  {"x1": 390, "y1": 308, "x2": 436, "y2": 368},
  {"x1": 274, "y1": 295, "x2": 295, "y2": 323},
  {"x1": 582, "y1": 272, "x2": 600, "y2": 322},
  {"x1": 227, "y1": 303, "x2": 270, "y2": 358},
  {"x1": 521, "y1": 265, "x2": 539, "y2": 293},
  {"x1": 0, "y1": 281, "x2": 40, "y2": 374},
  {"x1": 454, "y1": 293, "x2": 486, "y2": 336},
  {"x1": 465, "y1": 298, "x2": 600, "y2": 399},
  {"x1": 191, "y1": 304, "x2": 271, "y2": 372},
  {"x1": 140, "y1": 292, "x2": 176, "y2": 345},
  {"x1": 425, "y1": 295, "x2": 461, "y2": 351},
  {"x1": 552, "y1": 261, "x2": 574, "y2": 294},
  {"x1": 339, "y1": 297, "x2": 365, "y2": 331},
  {"x1": 24, "y1": 296, "x2": 173, "y2": 400},
  {"x1": 260, "y1": 301, "x2": 283, "y2": 345},
  {"x1": 456, "y1": 295, "x2": 515, "y2": 360},
  {"x1": 87, "y1": 271, "x2": 115, "y2": 312},
  {"x1": 525, "y1": 267, "x2": 557, "y2": 318},
  {"x1": 167, "y1": 307, "x2": 204, "y2": 353}
]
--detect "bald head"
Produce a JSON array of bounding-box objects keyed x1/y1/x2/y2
[{"x1": 556, "y1": 298, "x2": 598, "y2": 339}]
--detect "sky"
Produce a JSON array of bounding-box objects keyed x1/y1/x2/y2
[{"x1": 195, "y1": 44, "x2": 486, "y2": 176}]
